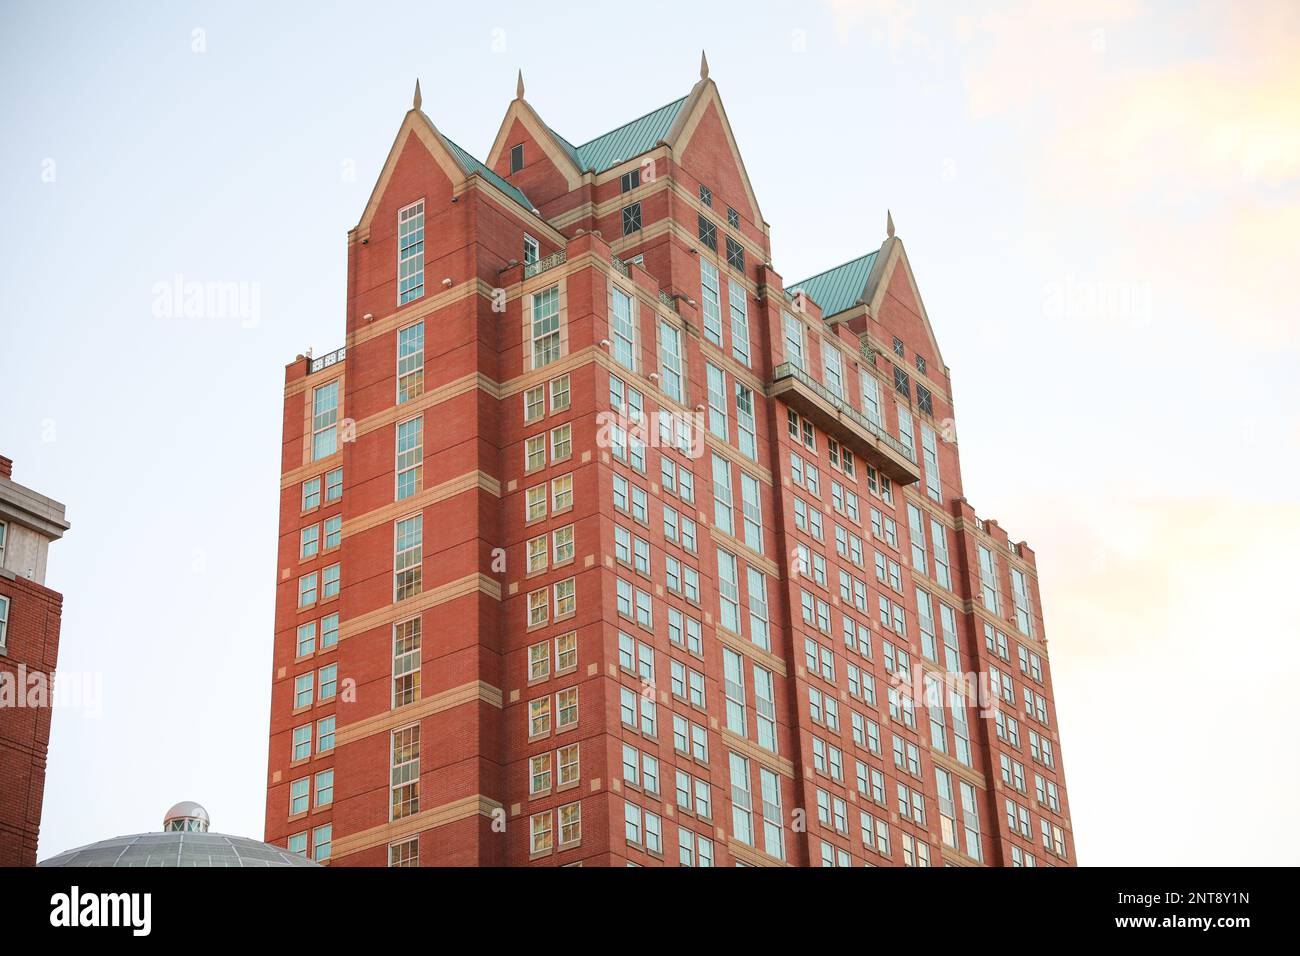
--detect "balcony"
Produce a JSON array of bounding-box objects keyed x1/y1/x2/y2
[
  {"x1": 770, "y1": 362, "x2": 921, "y2": 485},
  {"x1": 309, "y1": 346, "x2": 346, "y2": 374},
  {"x1": 523, "y1": 249, "x2": 566, "y2": 280}
]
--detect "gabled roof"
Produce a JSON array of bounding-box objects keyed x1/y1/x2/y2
[
  {"x1": 787, "y1": 251, "x2": 879, "y2": 318},
  {"x1": 438, "y1": 130, "x2": 534, "y2": 211},
  {"x1": 570, "y1": 96, "x2": 688, "y2": 173}
]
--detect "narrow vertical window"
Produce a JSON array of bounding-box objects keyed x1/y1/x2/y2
[
  {"x1": 920, "y1": 424, "x2": 941, "y2": 502},
  {"x1": 397, "y1": 200, "x2": 425, "y2": 304},
  {"x1": 1011, "y1": 567, "x2": 1035, "y2": 636},
  {"x1": 397, "y1": 322, "x2": 424, "y2": 403},
  {"x1": 531, "y1": 285, "x2": 561, "y2": 369},
  {"x1": 822, "y1": 343, "x2": 845, "y2": 399},
  {"x1": 311, "y1": 381, "x2": 339, "y2": 461},
  {"x1": 610, "y1": 285, "x2": 636, "y2": 371},
  {"x1": 729, "y1": 282, "x2": 750, "y2": 366},
  {"x1": 706, "y1": 364, "x2": 728, "y2": 440},
  {"x1": 395, "y1": 416, "x2": 422, "y2": 501},
  {"x1": 395, "y1": 515, "x2": 423, "y2": 600},
  {"x1": 783, "y1": 313, "x2": 805, "y2": 370},
  {"x1": 729, "y1": 753, "x2": 753, "y2": 845},
  {"x1": 658, "y1": 320, "x2": 684, "y2": 404},
  {"x1": 700, "y1": 260, "x2": 722, "y2": 347},
  {"x1": 390, "y1": 725, "x2": 420, "y2": 820},
  {"x1": 523, "y1": 233, "x2": 539, "y2": 265},
  {"x1": 392, "y1": 618, "x2": 422, "y2": 707},
  {"x1": 510, "y1": 143, "x2": 524, "y2": 173},
  {"x1": 716, "y1": 547, "x2": 740, "y2": 634},
  {"x1": 723, "y1": 648, "x2": 746, "y2": 735},
  {"x1": 735, "y1": 383, "x2": 757, "y2": 460}
]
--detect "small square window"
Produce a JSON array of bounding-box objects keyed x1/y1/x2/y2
[
  {"x1": 699, "y1": 184, "x2": 712, "y2": 207},
  {"x1": 621, "y1": 169, "x2": 641, "y2": 193},
  {"x1": 510, "y1": 143, "x2": 524, "y2": 174}
]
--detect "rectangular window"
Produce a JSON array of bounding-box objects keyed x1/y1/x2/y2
[
  {"x1": 920, "y1": 424, "x2": 940, "y2": 503},
  {"x1": 523, "y1": 233, "x2": 539, "y2": 265},
  {"x1": 783, "y1": 313, "x2": 805, "y2": 370},
  {"x1": 392, "y1": 618, "x2": 421, "y2": 707},
  {"x1": 706, "y1": 363, "x2": 728, "y2": 440},
  {"x1": 700, "y1": 260, "x2": 722, "y2": 346},
  {"x1": 531, "y1": 285, "x2": 561, "y2": 369},
  {"x1": 746, "y1": 568, "x2": 770, "y2": 651},
  {"x1": 397, "y1": 321, "x2": 424, "y2": 403},
  {"x1": 658, "y1": 319, "x2": 684, "y2": 404},
  {"x1": 301, "y1": 477, "x2": 321, "y2": 511},
  {"x1": 611, "y1": 285, "x2": 636, "y2": 371},
  {"x1": 698, "y1": 214, "x2": 717, "y2": 252},
  {"x1": 311, "y1": 381, "x2": 339, "y2": 461},
  {"x1": 390, "y1": 725, "x2": 420, "y2": 820},
  {"x1": 735, "y1": 384, "x2": 757, "y2": 460},
  {"x1": 395, "y1": 416, "x2": 423, "y2": 501},
  {"x1": 822, "y1": 343, "x2": 845, "y2": 399},
  {"x1": 712, "y1": 454, "x2": 733, "y2": 537},
  {"x1": 862, "y1": 375, "x2": 882, "y2": 428},
  {"x1": 397, "y1": 200, "x2": 425, "y2": 304},
  {"x1": 388, "y1": 839, "x2": 418, "y2": 867},
  {"x1": 622, "y1": 202, "x2": 642, "y2": 236},
  {"x1": 723, "y1": 648, "x2": 746, "y2": 735},
  {"x1": 729, "y1": 282, "x2": 750, "y2": 365},
  {"x1": 978, "y1": 545, "x2": 1000, "y2": 612},
  {"x1": 729, "y1": 753, "x2": 753, "y2": 845},
  {"x1": 1011, "y1": 567, "x2": 1035, "y2": 636},
  {"x1": 725, "y1": 235, "x2": 745, "y2": 271},
  {"x1": 740, "y1": 473, "x2": 762, "y2": 553},
  {"x1": 717, "y1": 548, "x2": 740, "y2": 635},
  {"x1": 395, "y1": 515, "x2": 423, "y2": 601}
]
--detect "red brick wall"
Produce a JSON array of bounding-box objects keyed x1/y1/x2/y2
[{"x1": 0, "y1": 575, "x2": 64, "y2": 866}]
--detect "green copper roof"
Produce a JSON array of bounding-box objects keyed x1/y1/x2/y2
[
  {"x1": 440, "y1": 132, "x2": 535, "y2": 211},
  {"x1": 570, "y1": 96, "x2": 688, "y2": 173},
  {"x1": 787, "y1": 251, "x2": 878, "y2": 318}
]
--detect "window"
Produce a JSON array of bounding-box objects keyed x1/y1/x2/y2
[
  {"x1": 729, "y1": 753, "x2": 753, "y2": 845},
  {"x1": 394, "y1": 516, "x2": 422, "y2": 600},
  {"x1": 397, "y1": 200, "x2": 425, "y2": 304},
  {"x1": 917, "y1": 383, "x2": 933, "y2": 415},
  {"x1": 726, "y1": 206, "x2": 740, "y2": 229},
  {"x1": 658, "y1": 320, "x2": 684, "y2": 403},
  {"x1": 747, "y1": 570, "x2": 770, "y2": 651},
  {"x1": 550, "y1": 374, "x2": 571, "y2": 412},
  {"x1": 723, "y1": 648, "x2": 746, "y2": 735},
  {"x1": 395, "y1": 416, "x2": 422, "y2": 500},
  {"x1": 610, "y1": 285, "x2": 636, "y2": 370},
  {"x1": 315, "y1": 769, "x2": 334, "y2": 807},
  {"x1": 388, "y1": 838, "x2": 418, "y2": 867},
  {"x1": 783, "y1": 313, "x2": 805, "y2": 370},
  {"x1": 324, "y1": 468, "x2": 342, "y2": 502},
  {"x1": 735, "y1": 384, "x2": 757, "y2": 459},
  {"x1": 699, "y1": 184, "x2": 712, "y2": 207},
  {"x1": 893, "y1": 363, "x2": 910, "y2": 399},
  {"x1": 530, "y1": 811, "x2": 553, "y2": 854},
  {"x1": 510, "y1": 143, "x2": 524, "y2": 173},
  {"x1": 712, "y1": 454, "x2": 733, "y2": 536},
  {"x1": 725, "y1": 235, "x2": 745, "y2": 271},
  {"x1": 318, "y1": 663, "x2": 337, "y2": 700},
  {"x1": 531, "y1": 285, "x2": 562, "y2": 369},
  {"x1": 620, "y1": 169, "x2": 640, "y2": 192},
  {"x1": 292, "y1": 724, "x2": 311, "y2": 761},
  {"x1": 311, "y1": 825, "x2": 331, "y2": 862},
  {"x1": 558, "y1": 741, "x2": 580, "y2": 785},
  {"x1": 393, "y1": 618, "x2": 421, "y2": 707},
  {"x1": 293, "y1": 672, "x2": 313, "y2": 709},
  {"x1": 317, "y1": 716, "x2": 335, "y2": 752},
  {"x1": 706, "y1": 364, "x2": 728, "y2": 440},
  {"x1": 978, "y1": 545, "x2": 1001, "y2": 612},
  {"x1": 622, "y1": 202, "x2": 642, "y2": 236},
  {"x1": 322, "y1": 563, "x2": 339, "y2": 599},
  {"x1": 288, "y1": 833, "x2": 307, "y2": 857},
  {"x1": 300, "y1": 525, "x2": 319, "y2": 560},
  {"x1": 760, "y1": 768, "x2": 784, "y2": 860},
  {"x1": 397, "y1": 322, "x2": 424, "y2": 403},
  {"x1": 700, "y1": 260, "x2": 722, "y2": 346},
  {"x1": 698, "y1": 214, "x2": 717, "y2": 252},
  {"x1": 523, "y1": 233, "x2": 539, "y2": 265},
  {"x1": 1011, "y1": 567, "x2": 1035, "y2": 636},
  {"x1": 729, "y1": 282, "x2": 750, "y2": 365},
  {"x1": 390, "y1": 725, "x2": 420, "y2": 820},
  {"x1": 289, "y1": 777, "x2": 309, "y2": 815},
  {"x1": 311, "y1": 381, "x2": 339, "y2": 461},
  {"x1": 920, "y1": 424, "x2": 940, "y2": 502},
  {"x1": 301, "y1": 477, "x2": 321, "y2": 511},
  {"x1": 717, "y1": 548, "x2": 740, "y2": 634},
  {"x1": 524, "y1": 385, "x2": 545, "y2": 423},
  {"x1": 298, "y1": 572, "x2": 318, "y2": 609},
  {"x1": 741, "y1": 473, "x2": 762, "y2": 553},
  {"x1": 822, "y1": 343, "x2": 845, "y2": 399},
  {"x1": 559, "y1": 802, "x2": 581, "y2": 846}
]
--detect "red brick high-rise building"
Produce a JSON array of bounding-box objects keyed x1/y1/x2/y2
[
  {"x1": 0, "y1": 455, "x2": 71, "y2": 866},
  {"x1": 265, "y1": 60, "x2": 1074, "y2": 867}
]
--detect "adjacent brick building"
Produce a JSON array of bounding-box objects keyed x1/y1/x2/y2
[
  {"x1": 0, "y1": 455, "x2": 71, "y2": 866},
  {"x1": 265, "y1": 60, "x2": 1074, "y2": 866}
]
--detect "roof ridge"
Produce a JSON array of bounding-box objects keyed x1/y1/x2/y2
[{"x1": 573, "y1": 94, "x2": 688, "y2": 149}]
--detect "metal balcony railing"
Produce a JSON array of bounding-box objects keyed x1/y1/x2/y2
[
  {"x1": 771, "y1": 361, "x2": 917, "y2": 464},
  {"x1": 309, "y1": 346, "x2": 346, "y2": 373},
  {"x1": 524, "y1": 249, "x2": 566, "y2": 280}
]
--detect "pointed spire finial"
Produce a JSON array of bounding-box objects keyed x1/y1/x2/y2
[
  {"x1": 886, "y1": 209, "x2": 895, "y2": 239},
  {"x1": 516, "y1": 69, "x2": 525, "y2": 100},
  {"x1": 413, "y1": 79, "x2": 422, "y2": 111},
  {"x1": 700, "y1": 50, "x2": 709, "y2": 81}
]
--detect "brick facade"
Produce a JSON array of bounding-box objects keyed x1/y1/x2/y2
[{"x1": 264, "y1": 69, "x2": 1074, "y2": 867}]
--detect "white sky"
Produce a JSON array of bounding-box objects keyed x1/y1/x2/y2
[{"x1": 2, "y1": 0, "x2": 1296, "y2": 865}]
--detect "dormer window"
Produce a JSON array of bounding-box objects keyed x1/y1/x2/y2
[{"x1": 510, "y1": 144, "x2": 525, "y2": 174}]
